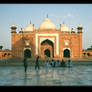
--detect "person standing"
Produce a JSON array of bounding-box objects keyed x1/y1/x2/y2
[
  {"x1": 23, "y1": 58, "x2": 28, "y2": 72},
  {"x1": 67, "y1": 59, "x2": 72, "y2": 68},
  {"x1": 56, "y1": 60, "x2": 60, "y2": 67},
  {"x1": 53, "y1": 60, "x2": 56, "y2": 67},
  {"x1": 35, "y1": 56, "x2": 40, "y2": 70},
  {"x1": 45, "y1": 59, "x2": 49, "y2": 68},
  {"x1": 60, "y1": 59, "x2": 66, "y2": 67},
  {"x1": 51, "y1": 59, "x2": 56, "y2": 67}
]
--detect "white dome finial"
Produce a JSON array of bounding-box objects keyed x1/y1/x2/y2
[
  {"x1": 47, "y1": 14, "x2": 48, "y2": 18},
  {"x1": 30, "y1": 20, "x2": 31, "y2": 24},
  {"x1": 63, "y1": 21, "x2": 65, "y2": 24}
]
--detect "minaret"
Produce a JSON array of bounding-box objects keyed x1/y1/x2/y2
[
  {"x1": 77, "y1": 25, "x2": 83, "y2": 58},
  {"x1": 77, "y1": 25, "x2": 83, "y2": 33},
  {"x1": 11, "y1": 25, "x2": 17, "y2": 57}
]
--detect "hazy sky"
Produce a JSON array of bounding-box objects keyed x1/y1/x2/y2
[{"x1": 0, "y1": 4, "x2": 92, "y2": 50}]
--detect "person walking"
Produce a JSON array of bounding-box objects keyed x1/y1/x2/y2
[
  {"x1": 23, "y1": 58, "x2": 28, "y2": 72},
  {"x1": 35, "y1": 56, "x2": 40, "y2": 70}
]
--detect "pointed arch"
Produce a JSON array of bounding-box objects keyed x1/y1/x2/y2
[
  {"x1": 41, "y1": 39, "x2": 54, "y2": 57},
  {"x1": 24, "y1": 48, "x2": 31, "y2": 58}
]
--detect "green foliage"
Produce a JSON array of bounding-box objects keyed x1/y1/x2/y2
[
  {"x1": 0, "y1": 46, "x2": 3, "y2": 49},
  {"x1": 87, "y1": 53, "x2": 90, "y2": 56},
  {"x1": 87, "y1": 48, "x2": 92, "y2": 50}
]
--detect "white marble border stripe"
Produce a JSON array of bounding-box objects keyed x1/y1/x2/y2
[{"x1": 35, "y1": 33, "x2": 59, "y2": 55}]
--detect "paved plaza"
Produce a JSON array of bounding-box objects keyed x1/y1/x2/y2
[{"x1": 0, "y1": 65, "x2": 92, "y2": 86}]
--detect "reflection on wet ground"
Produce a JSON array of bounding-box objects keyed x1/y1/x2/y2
[{"x1": 0, "y1": 66, "x2": 92, "y2": 86}]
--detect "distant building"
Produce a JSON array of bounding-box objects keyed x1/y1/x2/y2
[
  {"x1": 11, "y1": 16, "x2": 83, "y2": 59},
  {"x1": 0, "y1": 49, "x2": 12, "y2": 59},
  {"x1": 82, "y1": 49, "x2": 92, "y2": 58}
]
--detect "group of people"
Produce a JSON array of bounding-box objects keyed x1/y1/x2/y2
[
  {"x1": 45, "y1": 59, "x2": 72, "y2": 68},
  {"x1": 23, "y1": 56, "x2": 40, "y2": 72},
  {"x1": 23, "y1": 56, "x2": 72, "y2": 72}
]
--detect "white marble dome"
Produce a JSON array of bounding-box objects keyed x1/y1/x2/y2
[
  {"x1": 60, "y1": 24, "x2": 70, "y2": 32},
  {"x1": 39, "y1": 17, "x2": 56, "y2": 30},
  {"x1": 24, "y1": 24, "x2": 34, "y2": 32}
]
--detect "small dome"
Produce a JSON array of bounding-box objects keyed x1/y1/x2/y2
[
  {"x1": 60, "y1": 24, "x2": 70, "y2": 32},
  {"x1": 39, "y1": 17, "x2": 56, "y2": 30},
  {"x1": 24, "y1": 24, "x2": 34, "y2": 32},
  {"x1": 11, "y1": 25, "x2": 17, "y2": 29},
  {"x1": 77, "y1": 25, "x2": 83, "y2": 28}
]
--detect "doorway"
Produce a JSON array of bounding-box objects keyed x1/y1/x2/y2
[
  {"x1": 63, "y1": 49, "x2": 70, "y2": 58},
  {"x1": 41, "y1": 39, "x2": 54, "y2": 57}
]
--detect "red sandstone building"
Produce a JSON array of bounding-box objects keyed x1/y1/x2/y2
[
  {"x1": 0, "y1": 49, "x2": 12, "y2": 59},
  {"x1": 11, "y1": 16, "x2": 83, "y2": 59},
  {"x1": 82, "y1": 49, "x2": 92, "y2": 58}
]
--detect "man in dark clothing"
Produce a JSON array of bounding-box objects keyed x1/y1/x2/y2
[
  {"x1": 51, "y1": 59, "x2": 56, "y2": 67},
  {"x1": 53, "y1": 59, "x2": 56, "y2": 67},
  {"x1": 35, "y1": 56, "x2": 40, "y2": 70},
  {"x1": 60, "y1": 59, "x2": 66, "y2": 67},
  {"x1": 23, "y1": 58, "x2": 28, "y2": 72}
]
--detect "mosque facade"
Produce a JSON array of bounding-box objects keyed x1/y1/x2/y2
[{"x1": 11, "y1": 16, "x2": 83, "y2": 59}]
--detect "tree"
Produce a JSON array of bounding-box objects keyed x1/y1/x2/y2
[
  {"x1": 0, "y1": 46, "x2": 3, "y2": 50},
  {"x1": 87, "y1": 53, "x2": 90, "y2": 56}
]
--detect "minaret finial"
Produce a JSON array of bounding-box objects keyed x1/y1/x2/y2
[
  {"x1": 30, "y1": 20, "x2": 31, "y2": 24},
  {"x1": 47, "y1": 14, "x2": 48, "y2": 18},
  {"x1": 63, "y1": 21, "x2": 65, "y2": 24}
]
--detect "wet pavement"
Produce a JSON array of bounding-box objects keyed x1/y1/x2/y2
[{"x1": 0, "y1": 66, "x2": 92, "y2": 86}]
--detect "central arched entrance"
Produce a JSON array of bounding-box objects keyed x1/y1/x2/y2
[
  {"x1": 63, "y1": 49, "x2": 70, "y2": 58},
  {"x1": 41, "y1": 39, "x2": 54, "y2": 58},
  {"x1": 24, "y1": 49, "x2": 31, "y2": 58},
  {"x1": 44, "y1": 49, "x2": 51, "y2": 57}
]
